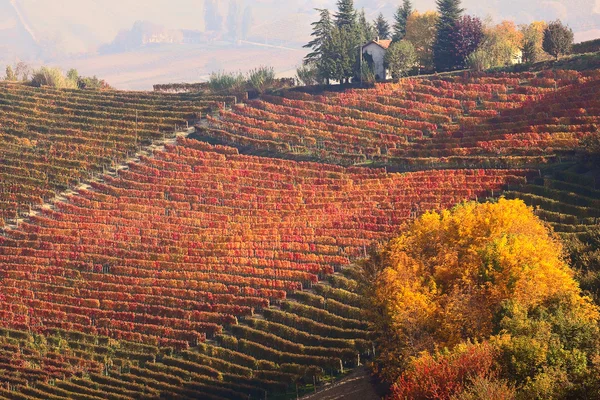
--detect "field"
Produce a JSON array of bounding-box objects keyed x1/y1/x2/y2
[
  {"x1": 0, "y1": 66, "x2": 599, "y2": 399},
  {"x1": 200, "y1": 69, "x2": 598, "y2": 169}
]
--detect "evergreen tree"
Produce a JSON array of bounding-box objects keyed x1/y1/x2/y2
[
  {"x1": 204, "y1": 0, "x2": 222, "y2": 32},
  {"x1": 303, "y1": 9, "x2": 333, "y2": 65},
  {"x1": 335, "y1": 0, "x2": 356, "y2": 28},
  {"x1": 226, "y1": 0, "x2": 240, "y2": 41},
  {"x1": 357, "y1": 9, "x2": 375, "y2": 43},
  {"x1": 241, "y1": 6, "x2": 253, "y2": 40},
  {"x1": 392, "y1": 0, "x2": 413, "y2": 42},
  {"x1": 433, "y1": 0, "x2": 464, "y2": 71},
  {"x1": 375, "y1": 13, "x2": 391, "y2": 39},
  {"x1": 323, "y1": 26, "x2": 357, "y2": 83}
]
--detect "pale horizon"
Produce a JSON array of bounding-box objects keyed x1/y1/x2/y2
[{"x1": 1, "y1": 0, "x2": 599, "y2": 89}]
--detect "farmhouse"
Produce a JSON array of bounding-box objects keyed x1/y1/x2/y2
[{"x1": 362, "y1": 38, "x2": 392, "y2": 81}]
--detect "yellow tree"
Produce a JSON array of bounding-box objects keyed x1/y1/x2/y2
[
  {"x1": 404, "y1": 11, "x2": 439, "y2": 72},
  {"x1": 366, "y1": 199, "x2": 599, "y2": 382},
  {"x1": 469, "y1": 20, "x2": 524, "y2": 69},
  {"x1": 520, "y1": 21, "x2": 549, "y2": 63}
]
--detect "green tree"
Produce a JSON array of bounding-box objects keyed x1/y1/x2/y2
[
  {"x1": 15, "y1": 62, "x2": 30, "y2": 81},
  {"x1": 334, "y1": 0, "x2": 356, "y2": 28},
  {"x1": 385, "y1": 40, "x2": 417, "y2": 79},
  {"x1": 374, "y1": 13, "x2": 391, "y2": 39},
  {"x1": 5, "y1": 66, "x2": 17, "y2": 81},
  {"x1": 322, "y1": 26, "x2": 357, "y2": 83},
  {"x1": 304, "y1": 8, "x2": 333, "y2": 65},
  {"x1": 357, "y1": 9, "x2": 375, "y2": 42},
  {"x1": 392, "y1": 0, "x2": 413, "y2": 42},
  {"x1": 433, "y1": 0, "x2": 464, "y2": 71},
  {"x1": 66, "y1": 68, "x2": 79, "y2": 83},
  {"x1": 543, "y1": 20, "x2": 574, "y2": 59}
]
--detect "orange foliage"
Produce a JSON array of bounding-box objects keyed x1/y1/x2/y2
[{"x1": 369, "y1": 199, "x2": 598, "y2": 381}]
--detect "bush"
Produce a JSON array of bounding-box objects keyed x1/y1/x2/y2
[
  {"x1": 248, "y1": 66, "x2": 276, "y2": 93},
  {"x1": 296, "y1": 63, "x2": 321, "y2": 86},
  {"x1": 30, "y1": 66, "x2": 78, "y2": 88},
  {"x1": 208, "y1": 71, "x2": 246, "y2": 93}
]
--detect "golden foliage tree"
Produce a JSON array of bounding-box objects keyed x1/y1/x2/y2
[
  {"x1": 405, "y1": 11, "x2": 439, "y2": 72},
  {"x1": 520, "y1": 21, "x2": 549, "y2": 64},
  {"x1": 366, "y1": 199, "x2": 599, "y2": 384}
]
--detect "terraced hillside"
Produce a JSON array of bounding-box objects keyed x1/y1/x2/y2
[
  {"x1": 505, "y1": 164, "x2": 600, "y2": 238},
  {"x1": 199, "y1": 69, "x2": 598, "y2": 169},
  {"x1": 1, "y1": 67, "x2": 600, "y2": 399},
  {"x1": 0, "y1": 83, "x2": 235, "y2": 227},
  {"x1": 0, "y1": 136, "x2": 529, "y2": 398}
]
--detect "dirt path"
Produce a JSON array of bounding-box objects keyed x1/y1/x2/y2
[{"x1": 300, "y1": 367, "x2": 382, "y2": 400}]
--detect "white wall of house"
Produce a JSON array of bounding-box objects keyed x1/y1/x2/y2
[{"x1": 362, "y1": 43, "x2": 387, "y2": 80}]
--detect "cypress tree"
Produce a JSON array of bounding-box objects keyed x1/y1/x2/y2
[
  {"x1": 433, "y1": 0, "x2": 464, "y2": 71},
  {"x1": 357, "y1": 9, "x2": 375, "y2": 42},
  {"x1": 392, "y1": 0, "x2": 413, "y2": 42},
  {"x1": 335, "y1": 0, "x2": 357, "y2": 28},
  {"x1": 304, "y1": 9, "x2": 333, "y2": 64},
  {"x1": 374, "y1": 13, "x2": 391, "y2": 40}
]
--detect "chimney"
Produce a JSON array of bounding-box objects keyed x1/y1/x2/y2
[{"x1": 376, "y1": 36, "x2": 380, "y2": 42}]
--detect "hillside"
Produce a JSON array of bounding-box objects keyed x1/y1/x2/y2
[
  {"x1": 0, "y1": 62, "x2": 600, "y2": 399},
  {"x1": 201, "y1": 69, "x2": 598, "y2": 169},
  {"x1": 0, "y1": 82, "x2": 235, "y2": 227}
]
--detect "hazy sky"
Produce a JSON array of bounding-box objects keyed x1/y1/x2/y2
[
  {"x1": 5, "y1": 0, "x2": 600, "y2": 52},
  {"x1": 1, "y1": 0, "x2": 599, "y2": 89}
]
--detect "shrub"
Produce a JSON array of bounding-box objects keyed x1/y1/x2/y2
[
  {"x1": 248, "y1": 66, "x2": 276, "y2": 93},
  {"x1": 296, "y1": 63, "x2": 321, "y2": 86},
  {"x1": 30, "y1": 67, "x2": 78, "y2": 88},
  {"x1": 208, "y1": 71, "x2": 245, "y2": 93}
]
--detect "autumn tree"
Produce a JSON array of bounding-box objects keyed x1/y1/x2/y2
[
  {"x1": 405, "y1": 11, "x2": 439, "y2": 72},
  {"x1": 385, "y1": 41, "x2": 417, "y2": 79},
  {"x1": 392, "y1": 0, "x2": 413, "y2": 42},
  {"x1": 433, "y1": 0, "x2": 464, "y2": 71},
  {"x1": 449, "y1": 15, "x2": 484, "y2": 69},
  {"x1": 520, "y1": 21, "x2": 548, "y2": 63},
  {"x1": 374, "y1": 13, "x2": 391, "y2": 39},
  {"x1": 543, "y1": 20, "x2": 574, "y2": 59},
  {"x1": 469, "y1": 21, "x2": 523, "y2": 70},
  {"x1": 362, "y1": 198, "x2": 599, "y2": 394}
]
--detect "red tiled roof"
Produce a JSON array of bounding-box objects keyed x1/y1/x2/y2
[{"x1": 363, "y1": 39, "x2": 392, "y2": 50}]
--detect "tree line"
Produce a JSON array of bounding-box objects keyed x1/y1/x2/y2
[
  {"x1": 3, "y1": 63, "x2": 111, "y2": 89},
  {"x1": 300, "y1": 0, "x2": 576, "y2": 85}
]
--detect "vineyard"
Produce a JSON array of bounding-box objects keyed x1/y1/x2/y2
[
  {"x1": 199, "y1": 69, "x2": 599, "y2": 169},
  {"x1": 0, "y1": 66, "x2": 599, "y2": 399},
  {"x1": 0, "y1": 82, "x2": 235, "y2": 227}
]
